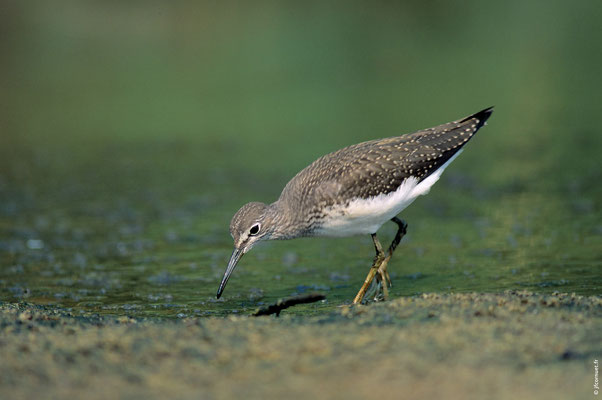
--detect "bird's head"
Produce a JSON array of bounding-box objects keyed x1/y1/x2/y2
[{"x1": 217, "y1": 202, "x2": 273, "y2": 298}]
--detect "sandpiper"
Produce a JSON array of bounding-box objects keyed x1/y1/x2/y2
[{"x1": 217, "y1": 107, "x2": 493, "y2": 304}]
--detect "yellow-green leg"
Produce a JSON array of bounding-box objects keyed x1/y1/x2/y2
[
  {"x1": 354, "y1": 217, "x2": 408, "y2": 304},
  {"x1": 352, "y1": 233, "x2": 385, "y2": 304}
]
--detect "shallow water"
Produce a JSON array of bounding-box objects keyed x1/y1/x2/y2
[
  {"x1": 1, "y1": 137, "x2": 599, "y2": 318},
  {"x1": 1, "y1": 1, "x2": 600, "y2": 318}
]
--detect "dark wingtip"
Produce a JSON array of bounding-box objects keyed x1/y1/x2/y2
[
  {"x1": 461, "y1": 106, "x2": 494, "y2": 123},
  {"x1": 478, "y1": 106, "x2": 494, "y2": 120}
]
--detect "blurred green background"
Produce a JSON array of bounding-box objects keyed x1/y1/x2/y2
[{"x1": 1, "y1": 0, "x2": 600, "y2": 317}]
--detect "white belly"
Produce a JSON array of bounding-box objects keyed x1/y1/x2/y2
[{"x1": 315, "y1": 150, "x2": 462, "y2": 237}]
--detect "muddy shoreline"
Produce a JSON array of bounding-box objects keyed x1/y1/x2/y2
[{"x1": 1, "y1": 291, "x2": 599, "y2": 400}]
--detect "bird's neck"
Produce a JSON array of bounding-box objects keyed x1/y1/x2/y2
[{"x1": 267, "y1": 200, "x2": 303, "y2": 240}]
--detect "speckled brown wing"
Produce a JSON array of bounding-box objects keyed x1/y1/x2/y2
[{"x1": 280, "y1": 107, "x2": 493, "y2": 212}]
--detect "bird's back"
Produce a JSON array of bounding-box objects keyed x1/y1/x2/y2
[{"x1": 276, "y1": 107, "x2": 493, "y2": 232}]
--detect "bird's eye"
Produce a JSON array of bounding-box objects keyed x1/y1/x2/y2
[{"x1": 249, "y1": 223, "x2": 261, "y2": 236}]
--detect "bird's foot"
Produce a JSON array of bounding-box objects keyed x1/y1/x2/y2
[
  {"x1": 364, "y1": 279, "x2": 383, "y2": 302},
  {"x1": 352, "y1": 262, "x2": 382, "y2": 304},
  {"x1": 364, "y1": 256, "x2": 392, "y2": 302},
  {"x1": 352, "y1": 219, "x2": 406, "y2": 304}
]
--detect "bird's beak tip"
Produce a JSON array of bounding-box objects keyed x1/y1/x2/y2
[{"x1": 216, "y1": 247, "x2": 244, "y2": 299}]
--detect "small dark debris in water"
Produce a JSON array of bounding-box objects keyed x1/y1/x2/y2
[
  {"x1": 560, "y1": 350, "x2": 577, "y2": 360},
  {"x1": 253, "y1": 293, "x2": 326, "y2": 317}
]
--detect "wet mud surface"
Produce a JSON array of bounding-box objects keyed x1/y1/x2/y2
[{"x1": 1, "y1": 291, "x2": 600, "y2": 400}]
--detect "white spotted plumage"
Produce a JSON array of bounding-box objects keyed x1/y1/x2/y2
[{"x1": 315, "y1": 150, "x2": 463, "y2": 237}]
